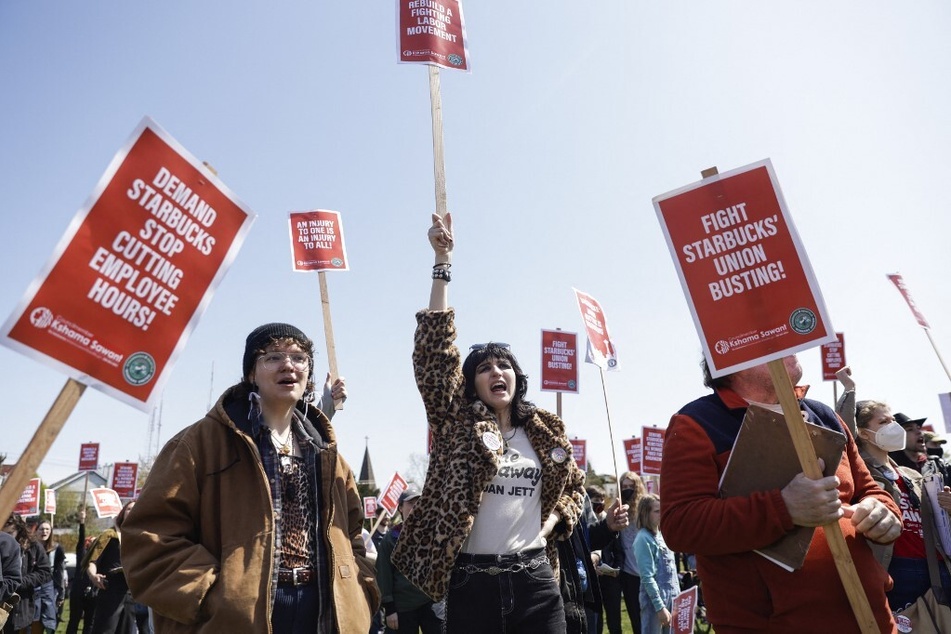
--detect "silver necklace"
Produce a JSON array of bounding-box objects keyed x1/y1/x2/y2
[{"x1": 271, "y1": 428, "x2": 294, "y2": 455}]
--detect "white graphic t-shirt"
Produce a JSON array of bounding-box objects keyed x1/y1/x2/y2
[{"x1": 463, "y1": 427, "x2": 545, "y2": 555}]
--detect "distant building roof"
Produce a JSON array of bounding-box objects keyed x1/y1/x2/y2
[
  {"x1": 358, "y1": 446, "x2": 376, "y2": 489},
  {"x1": 49, "y1": 471, "x2": 108, "y2": 491}
]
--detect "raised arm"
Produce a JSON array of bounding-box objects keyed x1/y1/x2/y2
[
  {"x1": 834, "y1": 366, "x2": 856, "y2": 435},
  {"x1": 428, "y1": 212, "x2": 453, "y2": 311}
]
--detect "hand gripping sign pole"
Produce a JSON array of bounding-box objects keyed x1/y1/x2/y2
[
  {"x1": 318, "y1": 273, "x2": 342, "y2": 410},
  {"x1": 697, "y1": 166, "x2": 878, "y2": 634}
]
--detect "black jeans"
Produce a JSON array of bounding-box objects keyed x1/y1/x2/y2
[
  {"x1": 619, "y1": 572, "x2": 641, "y2": 634},
  {"x1": 446, "y1": 549, "x2": 566, "y2": 633},
  {"x1": 65, "y1": 592, "x2": 96, "y2": 634}
]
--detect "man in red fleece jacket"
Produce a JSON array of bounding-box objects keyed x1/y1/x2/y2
[{"x1": 660, "y1": 355, "x2": 901, "y2": 634}]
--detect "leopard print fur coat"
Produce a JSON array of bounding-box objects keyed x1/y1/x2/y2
[{"x1": 391, "y1": 309, "x2": 586, "y2": 600}]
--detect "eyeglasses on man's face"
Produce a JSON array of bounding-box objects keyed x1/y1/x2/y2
[{"x1": 258, "y1": 352, "x2": 309, "y2": 371}]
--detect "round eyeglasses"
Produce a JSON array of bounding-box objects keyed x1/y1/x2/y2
[{"x1": 258, "y1": 352, "x2": 309, "y2": 371}]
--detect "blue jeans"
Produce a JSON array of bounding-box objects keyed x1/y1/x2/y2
[
  {"x1": 273, "y1": 583, "x2": 320, "y2": 634},
  {"x1": 639, "y1": 541, "x2": 680, "y2": 634},
  {"x1": 446, "y1": 548, "x2": 567, "y2": 633}
]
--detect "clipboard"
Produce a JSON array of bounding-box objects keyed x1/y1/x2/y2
[{"x1": 719, "y1": 404, "x2": 846, "y2": 571}]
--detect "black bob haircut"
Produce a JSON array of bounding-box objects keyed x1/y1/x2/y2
[{"x1": 461, "y1": 343, "x2": 535, "y2": 426}]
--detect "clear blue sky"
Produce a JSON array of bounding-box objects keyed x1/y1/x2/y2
[{"x1": 2, "y1": 2, "x2": 951, "y2": 489}]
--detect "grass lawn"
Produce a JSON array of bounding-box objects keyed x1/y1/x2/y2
[{"x1": 55, "y1": 590, "x2": 712, "y2": 633}]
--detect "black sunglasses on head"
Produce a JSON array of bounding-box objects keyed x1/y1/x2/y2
[{"x1": 469, "y1": 342, "x2": 511, "y2": 351}]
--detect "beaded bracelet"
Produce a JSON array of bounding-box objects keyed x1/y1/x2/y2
[{"x1": 432, "y1": 263, "x2": 452, "y2": 282}]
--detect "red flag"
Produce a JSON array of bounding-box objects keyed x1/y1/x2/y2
[
  {"x1": 573, "y1": 288, "x2": 619, "y2": 371},
  {"x1": 888, "y1": 273, "x2": 930, "y2": 328}
]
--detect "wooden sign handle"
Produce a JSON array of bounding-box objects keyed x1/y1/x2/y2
[
  {"x1": 0, "y1": 378, "x2": 86, "y2": 521},
  {"x1": 318, "y1": 271, "x2": 343, "y2": 411},
  {"x1": 428, "y1": 65, "x2": 448, "y2": 219},
  {"x1": 767, "y1": 360, "x2": 879, "y2": 633}
]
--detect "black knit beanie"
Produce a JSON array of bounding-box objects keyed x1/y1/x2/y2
[{"x1": 243, "y1": 323, "x2": 312, "y2": 379}]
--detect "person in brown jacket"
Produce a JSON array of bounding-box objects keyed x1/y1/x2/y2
[{"x1": 121, "y1": 323, "x2": 379, "y2": 633}]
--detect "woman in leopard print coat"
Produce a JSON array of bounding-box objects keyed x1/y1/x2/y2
[{"x1": 391, "y1": 213, "x2": 586, "y2": 633}]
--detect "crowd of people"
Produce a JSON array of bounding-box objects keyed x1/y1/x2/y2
[{"x1": 5, "y1": 214, "x2": 951, "y2": 634}]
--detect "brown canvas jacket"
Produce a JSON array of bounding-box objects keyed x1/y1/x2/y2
[{"x1": 121, "y1": 385, "x2": 379, "y2": 633}]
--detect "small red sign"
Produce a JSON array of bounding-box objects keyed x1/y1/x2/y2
[
  {"x1": 79, "y1": 442, "x2": 100, "y2": 471},
  {"x1": 289, "y1": 210, "x2": 349, "y2": 272},
  {"x1": 14, "y1": 478, "x2": 41, "y2": 517},
  {"x1": 44, "y1": 488, "x2": 57, "y2": 515},
  {"x1": 623, "y1": 437, "x2": 642, "y2": 474},
  {"x1": 378, "y1": 472, "x2": 408, "y2": 517},
  {"x1": 671, "y1": 586, "x2": 699, "y2": 634},
  {"x1": 820, "y1": 333, "x2": 846, "y2": 381},
  {"x1": 642, "y1": 427, "x2": 666, "y2": 476},
  {"x1": 569, "y1": 438, "x2": 587, "y2": 472},
  {"x1": 397, "y1": 0, "x2": 470, "y2": 71},
  {"x1": 363, "y1": 497, "x2": 378, "y2": 519},
  {"x1": 91, "y1": 488, "x2": 123, "y2": 518},
  {"x1": 111, "y1": 462, "x2": 139, "y2": 499},
  {"x1": 540, "y1": 330, "x2": 578, "y2": 393},
  {"x1": 654, "y1": 159, "x2": 835, "y2": 378}
]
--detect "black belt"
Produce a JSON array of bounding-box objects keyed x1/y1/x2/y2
[
  {"x1": 455, "y1": 548, "x2": 548, "y2": 575},
  {"x1": 277, "y1": 567, "x2": 314, "y2": 586}
]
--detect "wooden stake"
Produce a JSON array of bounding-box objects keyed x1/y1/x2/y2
[
  {"x1": 429, "y1": 65, "x2": 448, "y2": 218},
  {"x1": 0, "y1": 378, "x2": 86, "y2": 521},
  {"x1": 318, "y1": 271, "x2": 343, "y2": 410},
  {"x1": 767, "y1": 359, "x2": 878, "y2": 633},
  {"x1": 924, "y1": 328, "x2": 951, "y2": 384}
]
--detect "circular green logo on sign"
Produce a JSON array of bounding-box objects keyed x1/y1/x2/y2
[
  {"x1": 123, "y1": 352, "x2": 156, "y2": 386},
  {"x1": 789, "y1": 308, "x2": 818, "y2": 335}
]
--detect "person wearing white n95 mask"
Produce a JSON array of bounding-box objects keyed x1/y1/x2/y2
[
  {"x1": 854, "y1": 400, "x2": 951, "y2": 611},
  {"x1": 866, "y1": 418, "x2": 907, "y2": 453}
]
